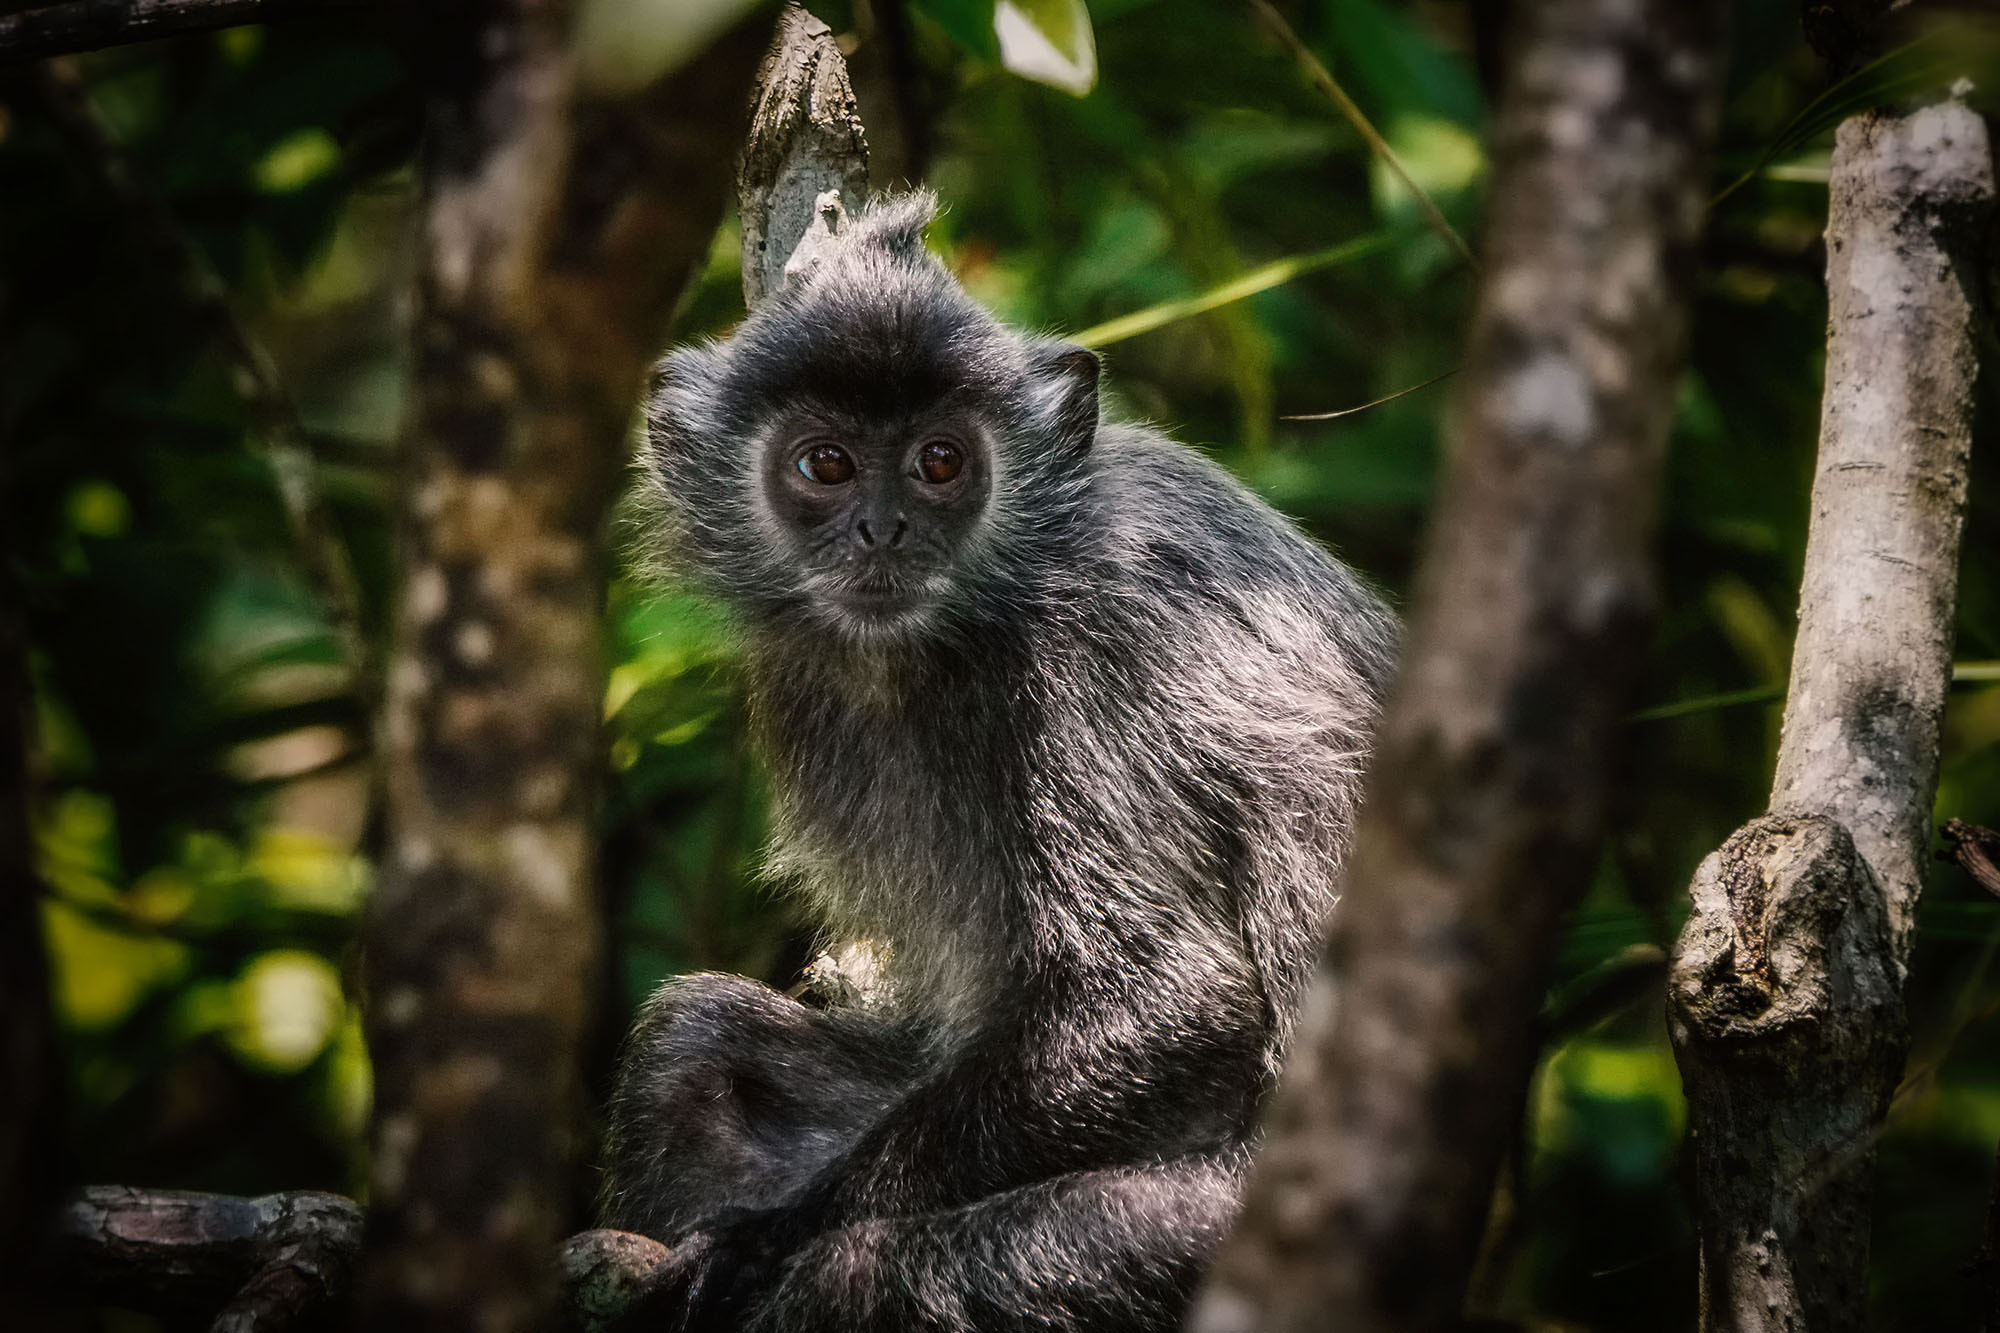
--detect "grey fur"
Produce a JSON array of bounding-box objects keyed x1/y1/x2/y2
[{"x1": 604, "y1": 192, "x2": 1397, "y2": 1333}]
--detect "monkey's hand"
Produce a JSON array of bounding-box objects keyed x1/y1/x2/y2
[{"x1": 616, "y1": 1207, "x2": 822, "y2": 1333}]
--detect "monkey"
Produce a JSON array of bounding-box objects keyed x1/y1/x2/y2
[{"x1": 600, "y1": 192, "x2": 1398, "y2": 1333}]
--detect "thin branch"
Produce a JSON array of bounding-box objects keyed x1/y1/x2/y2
[
  {"x1": 0, "y1": 0, "x2": 374, "y2": 67},
  {"x1": 1280, "y1": 366, "x2": 1458, "y2": 421},
  {"x1": 1246, "y1": 0, "x2": 1477, "y2": 270},
  {"x1": 1943, "y1": 820, "x2": 2000, "y2": 900}
]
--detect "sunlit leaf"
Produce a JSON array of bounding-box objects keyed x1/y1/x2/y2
[
  {"x1": 254, "y1": 128, "x2": 341, "y2": 195},
  {"x1": 1368, "y1": 113, "x2": 1483, "y2": 216},
  {"x1": 65, "y1": 481, "x2": 132, "y2": 539},
  {"x1": 995, "y1": 0, "x2": 1098, "y2": 97},
  {"x1": 250, "y1": 827, "x2": 371, "y2": 914},
  {"x1": 575, "y1": 0, "x2": 765, "y2": 95},
  {"x1": 43, "y1": 900, "x2": 189, "y2": 1031},
  {"x1": 227, "y1": 950, "x2": 345, "y2": 1074}
]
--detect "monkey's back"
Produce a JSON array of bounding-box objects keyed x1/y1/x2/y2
[{"x1": 1038, "y1": 424, "x2": 1397, "y2": 1065}]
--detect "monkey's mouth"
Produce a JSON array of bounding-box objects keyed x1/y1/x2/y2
[{"x1": 816, "y1": 568, "x2": 942, "y2": 622}]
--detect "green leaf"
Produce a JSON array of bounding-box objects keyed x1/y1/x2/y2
[
  {"x1": 995, "y1": 0, "x2": 1098, "y2": 97},
  {"x1": 574, "y1": 0, "x2": 765, "y2": 94},
  {"x1": 1071, "y1": 232, "x2": 1392, "y2": 347},
  {"x1": 915, "y1": 0, "x2": 1001, "y2": 58},
  {"x1": 253, "y1": 128, "x2": 341, "y2": 195}
]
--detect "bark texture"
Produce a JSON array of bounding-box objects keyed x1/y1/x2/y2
[
  {"x1": 557, "y1": 1230, "x2": 673, "y2": 1333},
  {"x1": 1189, "y1": 2, "x2": 1728, "y2": 1330},
  {"x1": 46, "y1": 1187, "x2": 363, "y2": 1330},
  {"x1": 1668, "y1": 94, "x2": 1992, "y2": 1333},
  {"x1": 359, "y1": 3, "x2": 768, "y2": 1329},
  {"x1": 1668, "y1": 816, "x2": 1904, "y2": 1333},
  {"x1": 0, "y1": 0, "x2": 374, "y2": 66},
  {"x1": 1766, "y1": 102, "x2": 1991, "y2": 968},
  {"x1": 35, "y1": 1188, "x2": 669, "y2": 1332},
  {"x1": 736, "y1": 4, "x2": 869, "y2": 307},
  {"x1": 1944, "y1": 819, "x2": 2000, "y2": 899}
]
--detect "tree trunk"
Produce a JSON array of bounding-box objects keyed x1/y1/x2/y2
[
  {"x1": 357, "y1": 3, "x2": 769, "y2": 1328},
  {"x1": 0, "y1": 272, "x2": 64, "y2": 1317},
  {"x1": 1667, "y1": 93, "x2": 1993, "y2": 1333},
  {"x1": 1188, "y1": 1, "x2": 1728, "y2": 1329}
]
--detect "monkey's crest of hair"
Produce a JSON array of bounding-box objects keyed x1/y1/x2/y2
[{"x1": 636, "y1": 190, "x2": 1098, "y2": 645}]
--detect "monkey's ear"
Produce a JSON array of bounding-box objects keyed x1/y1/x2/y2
[
  {"x1": 644, "y1": 345, "x2": 728, "y2": 460},
  {"x1": 1029, "y1": 340, "x2": 1100, "y2": 455}
]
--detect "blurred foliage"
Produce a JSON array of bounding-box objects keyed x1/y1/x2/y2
[{"x1": 2, "y1": 2, "x2": 1999, "y2": 1329}]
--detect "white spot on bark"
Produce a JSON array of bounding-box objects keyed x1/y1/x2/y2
[
  {"x1": 401, "y1": 837, "x2": 437, "y2": 874},
  {"x1": 506, "y1": 823, "x2": 574, "y2": 906},
  {"x1": 1500, "y1": 353, "x2": 1595, "y2": 446},
  {"x1": 517, "y1": 767, "x2": 570, "y2": 816},
  {"x1": 382, "y1": 988, "x2": 423, "y2": 1026},
  {"x1": 1188, "y1": 1286, "x2": 1260, "y2": 1333},
  {"x1": 456, "y1": 621, "x2": 496, "y2": 665},
  {"x1": 375, "y1": 1112, "x2": 419, "y2": 1195},
  {"x1": 410, "y1": 566, "x2": 449, "y2": 623}
]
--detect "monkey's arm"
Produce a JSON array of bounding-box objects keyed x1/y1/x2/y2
[{"x1": 653, "y1": 971, "x2": 1263, "y2": 1329}]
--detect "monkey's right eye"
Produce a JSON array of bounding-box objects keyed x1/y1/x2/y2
[{"x1": 797, "y1": 445, "x2": 856, "y2": 485}]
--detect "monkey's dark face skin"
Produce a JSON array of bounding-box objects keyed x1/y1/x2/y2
[
  {"x1": 638, "y1": 194, "x2": 1100, "y2": 649},
  {"x1": 759, "y1": 409, "x2": 993, "y2": 630}
]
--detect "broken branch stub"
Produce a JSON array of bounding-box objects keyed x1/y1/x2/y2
[
  {"x1": 1669, "y1": 815, "x2": 1904, "y2": 1333},
  {"x1": 737, "y1": 4, "x2": 869, "y2": 308}
]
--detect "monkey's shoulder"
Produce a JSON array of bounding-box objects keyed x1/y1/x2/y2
[{"x1": 1081, "y1": 424, "x2": 1394, "y2": 645}]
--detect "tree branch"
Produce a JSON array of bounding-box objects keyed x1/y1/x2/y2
[
  {"x1": 1669, "y1": 86, "x2": 1992, "y2": 1333},
  {"x1": 736, "y1": 3, "x2": 869, "y2": 308},
  {"x1": 1189, "y1": 1, "x2": 1729, "y2": 1328},
  {"x1": 1669, "y1": 816, "x2": 1905, "y2": 1332},
  {"x1": 1765, "y1": 98, "x2": 1991, "y2": 970},
  {"x1": 35, "y1": 1188, "x2": 670, "y2": 1332},
  {"x1": 0, "y1": 0, "x2": 375, "y2": 67},
  {"x1": 1943, "y1": 819, "x2": 2000, "y2": 899},
  {"x1": 42, "y1": 1186, "x2": 362, "y2": 1330}
]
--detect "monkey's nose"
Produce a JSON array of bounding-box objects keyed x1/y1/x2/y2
[{"x1": 854, "y1": 515, "x2": 908, "y2": 550}]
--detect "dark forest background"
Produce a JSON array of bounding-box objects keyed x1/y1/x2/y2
[{"x1": 4, "y1": 2, "x2": 1998, "y2": 1327}]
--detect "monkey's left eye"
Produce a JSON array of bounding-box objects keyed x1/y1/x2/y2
[
  {"x1": 797, "y1": 445, "x2": 856, "y2": 485},
  {"x1": 915, "y1": 441, "x2": 964, "y2": 484}
]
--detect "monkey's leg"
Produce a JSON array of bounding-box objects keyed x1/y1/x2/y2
[
  {"x1": 599, "y1": 973, "x2": 928, "y2": 1240},
  {"x1": 746, "y1": 1148, "x2": 1249, "y2": 1333}
]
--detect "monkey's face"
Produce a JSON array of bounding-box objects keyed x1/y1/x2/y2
[{"x1": 759, "y1": 412, "x2": 994, "y2": 631}]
